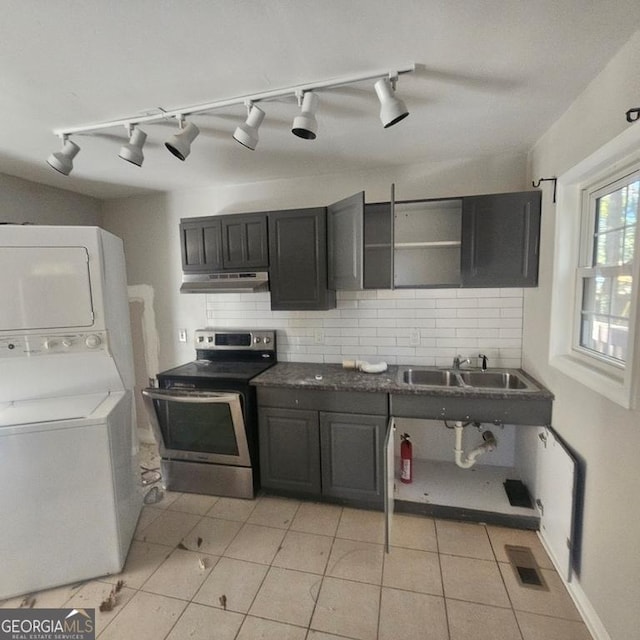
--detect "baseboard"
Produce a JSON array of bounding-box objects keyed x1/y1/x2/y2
[{"x1": 537, "y1": 532, "x2": 611, "y2": 640}]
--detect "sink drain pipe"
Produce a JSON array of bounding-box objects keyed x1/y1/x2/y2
[{"x1": 453, "y1": 422, "x2": 497, "y2": 469}]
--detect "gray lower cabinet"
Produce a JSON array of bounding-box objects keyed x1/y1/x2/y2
[
  {"x1": 268, "y1": 208, "x2": 336, "y2": 311},
  {"x1": 257, "y1": 388, "x2": 388, "y2": 507},
  {"x1": 258, "y1": 408, "x2": 321, "y2": 496},
  {"x1": 258, "y1": 407, "x2": 321, "y2": 495},
  {"x1": 319, "y1": 412, "x2": 386, "y2": 504}
]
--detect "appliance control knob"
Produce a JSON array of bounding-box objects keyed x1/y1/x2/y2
[
  {"x1": 254, "y1": 336, "x2": 262, "y2": 344},
  {"x1": 62, "y1": 338, "x2": 72, "y2": 348},
  {"x1": 85, "y1": 334, "x2": 102, "y2": 349},
  {"x1": 197, "y1": 336, "x2": 204, "y2": 342},
  {"x1": 44, "y1": 339, "x2": 57, "y2": 350},
  {"x1": 263, "y1": 337, "x2": 271, "y2": 344}
]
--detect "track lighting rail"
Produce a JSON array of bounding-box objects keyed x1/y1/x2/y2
[
  {"x1": 52, "y1": 64, "x2": 416, "y2": 137},
  {"x1": 47, "y1": 63, "x2": 415, "y2": 174}
]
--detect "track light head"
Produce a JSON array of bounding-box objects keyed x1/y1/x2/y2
[
  {"x1": 119, "y1": 126, "x2": 147, "y2": 166},
  {"x1": 374, "y1": 77, "x2": 409, "y2": 128},
  {"x1": 292, "y1": 92, "x2": 318, "y2": 140},
  {"x1": 233, "y1": 104, "x2": 265, "y2": 151},
  {"x1": 165, "y1": 120, "x2": 200, "y2": 160},
  {"x1": 47, "y1": 137, "x2": 80, "y2": 175}
]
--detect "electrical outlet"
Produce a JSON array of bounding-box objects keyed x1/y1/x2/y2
[
  {"x1": 178, "y1": 328, "x2": 187, "y2": 343},
  {"x1": 314, "y1": 328, "x2": 325, "y2": 344},
  {"x1": 409, "y1": 328, "x2": 420, "y2": 346}
]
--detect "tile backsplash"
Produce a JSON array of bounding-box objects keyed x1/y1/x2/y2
[{"x1": 205, "y1": 288, "x2": 523, "y2": 368}]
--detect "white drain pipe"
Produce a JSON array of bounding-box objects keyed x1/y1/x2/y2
[{"x1": 454, "y1": 422, "x2": 497, "y2": 469}]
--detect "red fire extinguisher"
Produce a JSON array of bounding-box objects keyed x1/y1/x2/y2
[{"x1": 400, "y1": 433, "x2": 413, "y2": 484}]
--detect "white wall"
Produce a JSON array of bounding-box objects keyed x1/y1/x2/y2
[
  {"x1": 525, "y1": 30, "x2": 640, "y2": 640},
  {"x1": 102, "y1": 153, "x2": 528, "y2": 373},
  {"x1": 0, "y1": 173, "x2": 101, "y2": 225}
]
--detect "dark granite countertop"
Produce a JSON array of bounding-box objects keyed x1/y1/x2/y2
[{"x1": 250, "y1": 362, "x2": 554, "y2": 401}]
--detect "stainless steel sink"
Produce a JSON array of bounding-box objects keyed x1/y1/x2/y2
[
  {"x1": 458, "y1": 371, "x2": 529, "y2": 390},
  {"x1": 401, "y1": 368, "x2": 459, "y2": 387},
  {"x1": 397, "y1": 366, "x2": 536, "y2": 391}
]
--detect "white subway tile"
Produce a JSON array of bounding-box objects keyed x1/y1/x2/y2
[
  {"x1": 360, "y1": 337, "x2": 397, "y2": 347},
  {"x1": 359, "y1": 318, "x2": 396, "y2": 328},
  {"x1": 340, "y1": 309, "x2": 378, "y2": 318},
  {"x1": 377, "y1": 289, "x2": 416, "y2": 299},
  {"x1": 436, "y1": 298, "x2": 478, "y2": 308},
  {"x1": 358, "y1": 299, "x2": 396, "y2": 309},
  {"x1": 482, "y1": 297, "x2": 523, "y2": 308},
  {"x1": 436, "y1": 318, "x2": 478, "y2": 328},
  {"x1": 340, "y1": 346, "x2": 379, "y2": 356}
]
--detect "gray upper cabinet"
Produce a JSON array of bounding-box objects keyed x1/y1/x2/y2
[
  {"x1": 221, "y1": 213, "x2": 269, "y2": 269},
  {"x1": 461, "y1": 190, "x2": 541, "y2": 287},
  {"x1": 180, "y1": 213, "x2": 268, "y2": 272},
  {"x1": 327, "y1": 192, "x2": 364, "y2": 290},
  {"x1": 180, "y1": 218, "x2": 223, "y2": 272},
  {"x1": 268, "y1": 207, "x2": 336, "y2": 311}
]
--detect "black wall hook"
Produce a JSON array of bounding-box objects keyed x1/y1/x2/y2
[
  {"x1": 532, "y1": 177, "x2": 557, "y2": 203},
  {"x1": 626, "y1": 108, "x2": 640, "y2": 123}
]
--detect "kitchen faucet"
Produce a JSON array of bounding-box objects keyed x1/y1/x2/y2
[{"x1": 452, "y1": 355, "x2": 471, "y2": 370}]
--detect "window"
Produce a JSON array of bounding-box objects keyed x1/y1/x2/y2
[
  {"x1": 549, "y1": 123, "x2": 640, "y2": 409},
  {"x1": 575, "y1": 172, "x2": 638, "y2": 366}
]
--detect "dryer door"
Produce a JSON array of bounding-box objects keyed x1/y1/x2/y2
[{"x1": 0, "y1": 246, "x2": 94, "y2": 331}]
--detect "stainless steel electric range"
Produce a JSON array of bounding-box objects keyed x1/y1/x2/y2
[{"x1": 142, "y1": 329, "x2": 276, "y2": 499}]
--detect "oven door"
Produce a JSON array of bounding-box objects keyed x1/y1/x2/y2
[{"x1": 141, "y1": 389, "x2": 251, "y2": 467}]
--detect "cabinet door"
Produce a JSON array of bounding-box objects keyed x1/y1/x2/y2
[
  {"x1": 221, "y1": 214, "x2": 268, "y2": 269},
  {"x1": 258, "y1": 407, "x2": 321, "y2": 495},
  {"x1": 364, "y1": 202, "x2": 392, "y2": 289},
  {"x1": 461, "y1": 190, "x2": 541, "y2": 287},
  {"x1": 327, "y1": 192, "x2": 364, "y2": 290},
  {"x1": 268, "y1": 208, "x2": 336, "y2": 310},
  {"x1": 319, "y1": 412, "x2": 386, "y2": 506},
  {"x1": 180, "y1": 218, "x2": 223, "y2": 272}
]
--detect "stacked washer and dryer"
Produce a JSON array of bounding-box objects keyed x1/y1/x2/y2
[{"x1": 0, "y1": 225, "x2": 142, "y2": 600}]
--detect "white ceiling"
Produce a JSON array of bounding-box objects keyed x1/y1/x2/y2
[{"x1": 1, "y1": 1, "x2": 640, "y2": 200}]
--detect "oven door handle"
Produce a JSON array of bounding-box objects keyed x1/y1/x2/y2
[{"x1": 141, "y1": 389, "x2": 240, "y2": 404}]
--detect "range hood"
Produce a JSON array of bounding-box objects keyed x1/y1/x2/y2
[{"x1": 180, "y1": 271, "x2": 269, "y2": 294}]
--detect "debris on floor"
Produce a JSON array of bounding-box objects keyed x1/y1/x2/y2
[
  {"x1": 99, "y1": 580, "x2": 125, "y2": 612},
  {"x1": 219, "y1": 594, "x2": 227, "y2": 610},
  {"x1": 143, "y1": 485, "x2": 164, "y2": 505}
]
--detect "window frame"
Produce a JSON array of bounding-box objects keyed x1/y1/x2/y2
[
  {"x1": 571, "y1": 168, "x2": 639, "y2": 371},
  {"x1": 549, "y1": 124, "x2": 640, "y2": 409}
]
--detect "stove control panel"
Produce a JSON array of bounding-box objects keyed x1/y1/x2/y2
[
  {"x1": 0, "y1": 332, "x2": 109, "y2": 358},
  {"x1": 194, "y1": 329, "x2": 276, "y2": 352}
]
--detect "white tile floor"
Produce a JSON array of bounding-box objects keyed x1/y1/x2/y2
[{"x1": 1, "y1": 489, "x2": 594, "y2": 640}]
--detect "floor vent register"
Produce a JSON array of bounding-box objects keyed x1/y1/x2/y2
[{"x1": 504, "y1": 545, "x2": 549, "y2": 591}]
